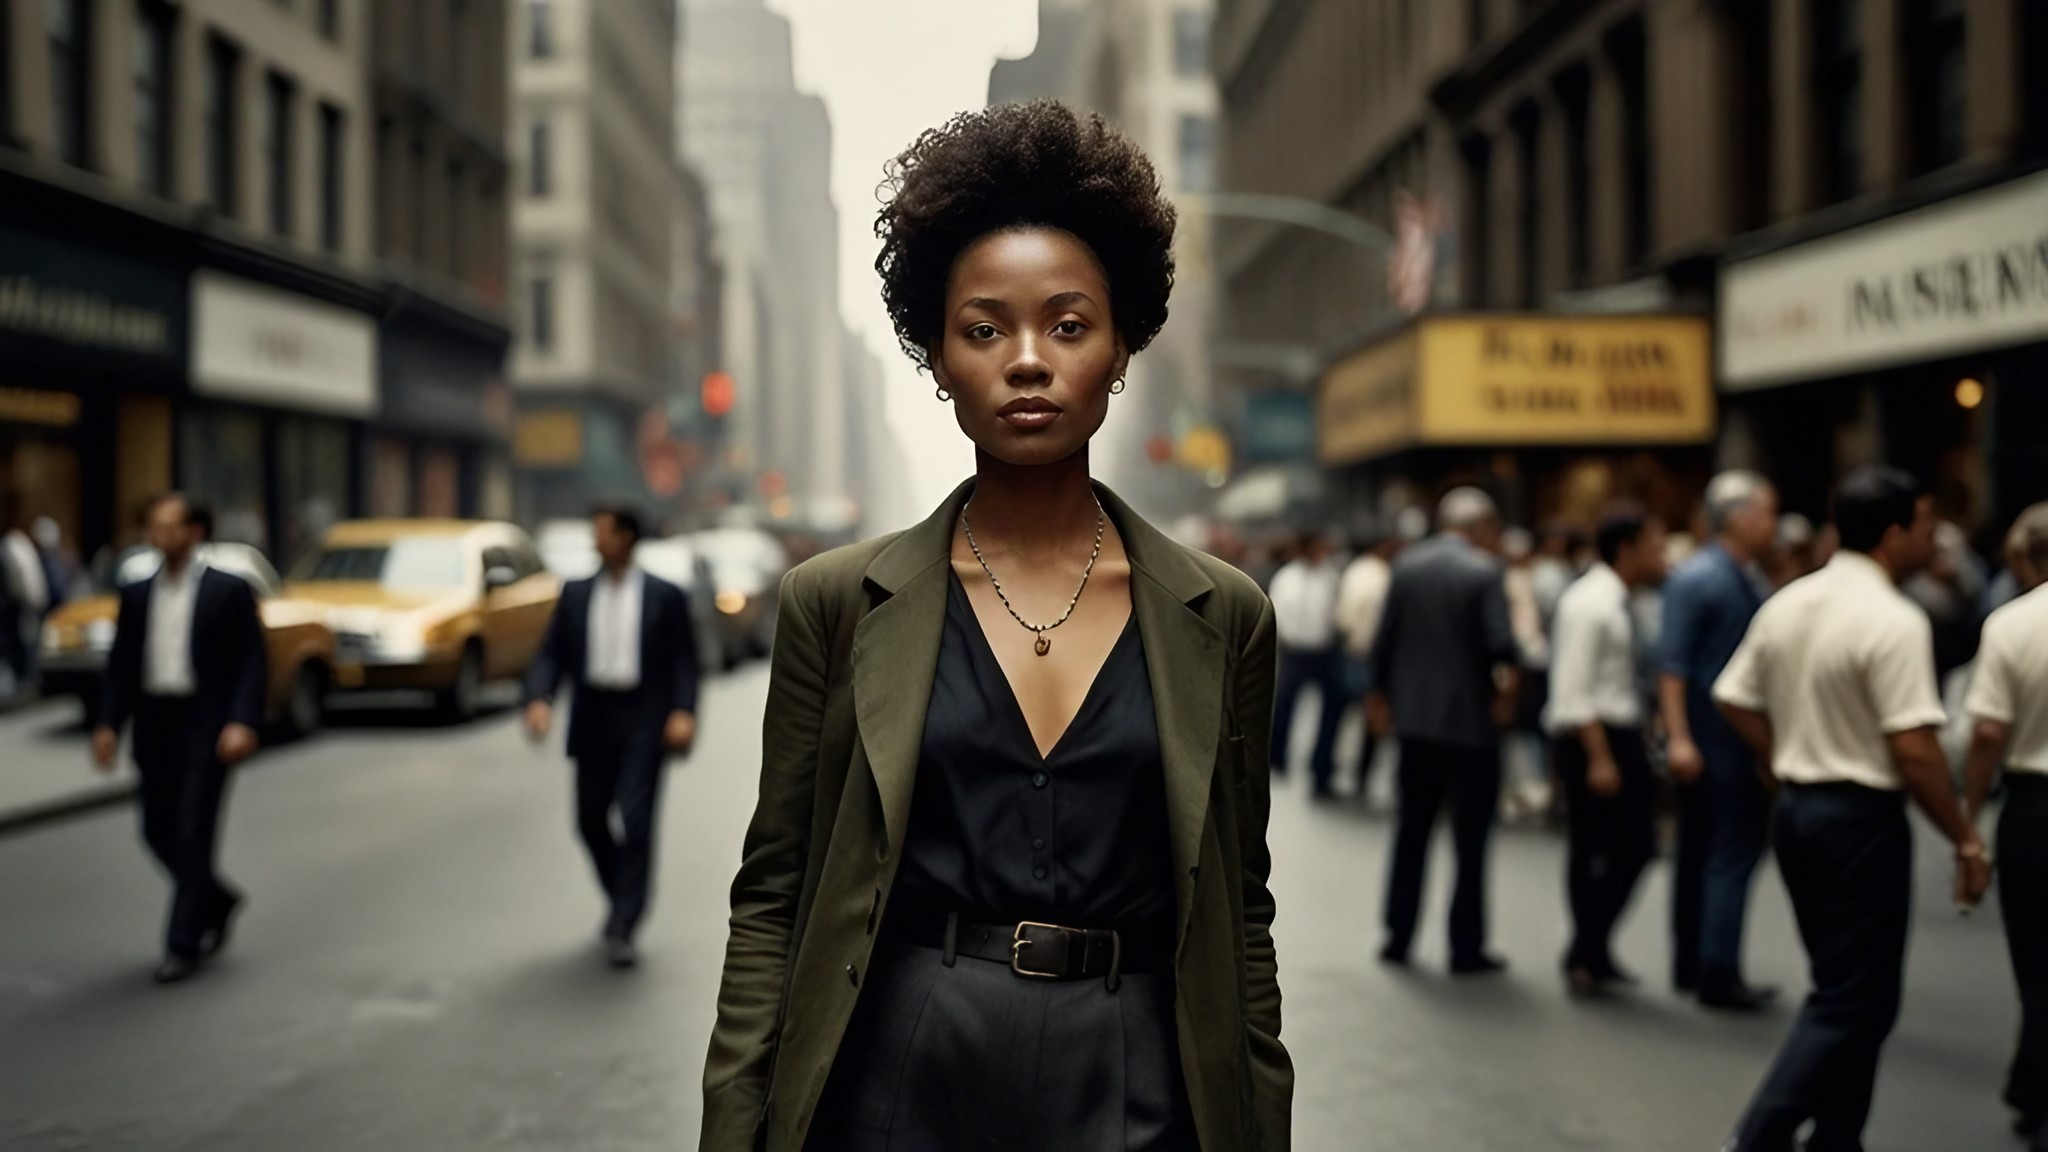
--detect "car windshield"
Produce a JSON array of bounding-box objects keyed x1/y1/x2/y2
[
  {"x1": 295, "y1": 539, "x2": 468, "y2": 590},
  {"x1": 635, "y1": 541, "x2": 699, "y2": 587}
]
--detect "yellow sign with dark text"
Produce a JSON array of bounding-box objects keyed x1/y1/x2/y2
[{"x1": 1318, "y1": 315, "x2": 1714, "y2": 464}]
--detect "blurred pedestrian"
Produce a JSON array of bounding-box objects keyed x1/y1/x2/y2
[
  {"x1": 0, "y1": 491, "x2": 50, "y2": 698},
  {"x1": 1547, "y1": 504, "x2": 1667, "y2": 996},
  {"x1": 1763, "y1": 511, "x2": 1818, "y2": 589},
  {"x1": 1903, "y1": 519, "x2": 1988, "y2": 679},
  {"x1": 701, "y1": 103, "x2": 1289, "y2": 1151},
  {"x1": 91, "y1": 493, "x2": 265, "y2": 985},
  {"x1": 1500, "y1": 526, "x2": 1554, "y2": 822},
  {"x1": 1714, "y1": 467, "x2": 1990, "y2": 1152},
  {"x1": 1270, "y1": 530, "x2": 1345, "y2": 797},
  {"x1": 1531, "y1": 519, "x2": 1585, "y2": 624},
  {"x1": 524, "y1": 503, "x2": 701, "y2": 969},
  {"x1": 1962, "y1": 502, "x2": 2048, "y2": 1148},
  {"x1": 1369, "y1": 487, "x2": 1519, "y2": 974},
  {"x1": 1336, "y1": 526, "x2": 1400, "y2": 801},
  {"x1": 1659, "y1": 470, "x2": 1781, "y2": 1011}
]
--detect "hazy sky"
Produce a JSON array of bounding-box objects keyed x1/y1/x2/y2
[{"x1": 761, "y1": 0, "x2": 1040, "y2": 528}]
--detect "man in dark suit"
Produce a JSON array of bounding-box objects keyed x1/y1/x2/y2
[
  {"x1": 1367, "y1": 487, "x2": 1520, "y2": 974},
  {"x1": 525, "y1": 504, "x2": 700, "y2": 968},
  {"x1": 92, "y1": 493, "x2": 266, "y2": 984}
]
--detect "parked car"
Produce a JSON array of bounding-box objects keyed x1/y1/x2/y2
[
  {"x1": 690, "y1": 527, "x2": 788, "y2": 665},
  {"x1": 39, "y1": 542, "x2": 339, "y2": 738},
  {"x1": 535, "y1": 520, "x2": 725, "y2": 673},
  {"x1": 286, "y1": 520, "x2": 559, "y2": 720}
]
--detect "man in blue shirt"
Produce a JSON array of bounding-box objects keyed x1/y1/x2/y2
[{"x1": 1659, "y1": 470, "x2": 1780, "y2": 1011}]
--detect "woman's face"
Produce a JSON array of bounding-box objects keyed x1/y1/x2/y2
[{"x1": 932, "y1": 227, "x2": 1128, "y2": 468}]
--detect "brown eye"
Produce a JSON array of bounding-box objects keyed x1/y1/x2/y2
[
  {"x1": 967, "y1": 323, "x2": 999, "y2": 341},
  {"x1": 1053, "y1": 320, "x2": 1086, "y2": 336}
]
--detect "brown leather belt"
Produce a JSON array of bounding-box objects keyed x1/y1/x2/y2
[{"x1": 895, "y1": 911, "x2": 1167, "y2": 990}]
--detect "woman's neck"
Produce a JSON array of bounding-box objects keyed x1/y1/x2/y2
[{"x1": 966, "y1": 447, "x2": 1099, "y2": 556}]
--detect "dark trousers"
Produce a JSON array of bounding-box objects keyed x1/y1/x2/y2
[
  {"x1": 1674, "y1": 748, "x2": 1774, "y2": 990},
  {"x1": 1272, "y1": 647, "x2": 1345, "y2": 791},
  {"x1": 2000, "y1": 775, "x2": 2048, "y2": 1149},
  {"x1": 133, "y1": 695, "x2": 239, "y2": 960},
  {"x1": 1732, "y1": 784, "x2": 1911, "y2": 1152},
  {"x1": 1383, "y1": 737, "x2": 1501, "y2": 963},
  {"x1": 574, "y1": 690, "x2": 666, "y2": 941},
  {"x1": 1554, "y1": 726, "x2": 1656, "y2": 975}
]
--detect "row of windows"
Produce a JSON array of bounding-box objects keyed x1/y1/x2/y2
[{"x1": 31, "y1": 0, "x2": 347, "y2": 254}]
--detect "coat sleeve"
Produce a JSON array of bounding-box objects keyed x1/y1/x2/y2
[
  {"x1": 668, "y1": 582, "x2": 702, "y2": 716},
  {"x1": 523, "y1": 586, "x2": 571, "y2": 706},
  {"x1": 1233, "y1": 596, "x2": 1294, "y2": 1149},
  {"x1": 100, "y1": 586, "x2": 142, "y2": 732},
  {"x1": 227, "y1": 577, "x2": 267, "y2": 730},
  {"x1": 701, "y1": 565, "x2": 830, "y2": 1151}
]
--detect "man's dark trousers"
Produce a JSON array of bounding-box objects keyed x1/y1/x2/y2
[
  {"x1": 575, "y1": 689, "x2": 665, "y2": 942},
  {"x1": 1384, "y1": 737, "x2": 1501, "y2": 963},
  {"x1": 2000, "y1": 774, "x2": 2048, "y2": 1150},
  {"x1": 1272, "y1": 647, "x2": 1345, "y2": 790},
  {"x1": 133, "y1": 695, "x2": 239, "y2": 960},
  {"x1": 1554, "y1": 726, "x2": 1656, "y2": 976},
  {"x1": 1674, "y1": 715, "x2": 1773, "y2": 990},
  {"x1": 1732, "y1": 784, "x2": 1910, "y2": 1152}
]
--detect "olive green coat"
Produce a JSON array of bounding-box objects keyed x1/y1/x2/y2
[{"x1": 700, "y1": 481, "x2": 1293, "y2": 1151}]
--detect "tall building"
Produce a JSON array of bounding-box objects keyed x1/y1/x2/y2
[
  {"x1": 508, "y1": 0, "x2": 679, "y2": 523},
  {"x1": 1, "y1": 0, "x2": 381, "y2": 565},
  {"x1": 988, "y1": 0, "x2": 1225, "y2": 523},
  {"x1": 369, "y1": 0, "x2": 515, "y2": 523},
  {"x1": 678, "y1": 0, "x2": 860, "y2": 526},
  {"x1": 1217, "y1": 0, "x2": 2048, "y2": 538}
]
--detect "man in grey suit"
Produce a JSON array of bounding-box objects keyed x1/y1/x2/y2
[{"x1": 1368, "y1": 487, "x2": 1519, "y2": 974}]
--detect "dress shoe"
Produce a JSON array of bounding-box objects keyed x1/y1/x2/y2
[
  {"x1": 1377, "y1": 943, "x2": 1411, "y2": 968},
  {"x1": 605, "y1": 937, "x2": 639, "y2": 970},
  {"x1": 1563, "y1": 965, "x2": 1606, "y2": 999},
  {"x1": 1592, "y1": 960, "x2": 1640, "y2": 988},
  {"x1": 1450, "y1": 954, "x2": 1509, "y2": 977},
  {"x1": 1699, "y1": 979, "x2": 1779, "y2": 1013},
  {"x1": 200, "y1": 894, "x2": 244, "y2": 958},
  {"x1": 152, "y1": 954, "x2": 198, "y2": 985}
]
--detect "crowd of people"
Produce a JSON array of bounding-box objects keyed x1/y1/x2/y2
[{"x1": 1255, "y1": 467, "x2": 2048, "y2": 1152}]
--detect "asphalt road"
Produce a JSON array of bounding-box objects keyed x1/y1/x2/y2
[{"x1": 0, "y1": 667, "x2": 2024, "y2": 1151}]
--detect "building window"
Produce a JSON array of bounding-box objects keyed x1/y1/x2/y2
[
  {"x1": 264, "y1": 72, "x2": 296, "y2": 238},
  {"x1": 1177, "y1": 114, "x2": 1214, "y2": 194},
  {"x1": 447, "y1": 158, "x2": 465, "y2": 278},
  {"x1": 1730, "y1": 0, "x2": 1774, "y2": 230},
  {"x1": 529, "y1": 0, "x2": 554, "y2": 57},
  {"x1": 1903, "y1": 0, "x2": 1966, "y2": 176},
  {"x1": 205, "y1": 35, "x2": 241, "y2": 217},
  {"x1": 1172, "y1": 10, "x2": 1209, "y2": 77},
  {"x1": 410, "y1": 136, "x2": 428, "y2": 259},
  {"x1": 1554, "y1": 65, "x2": 1592, "y2": 288},
  {"x1": 1461, "y1": 133, "x2": 1493, "y2": 306},
  {"x1": 529, "y1": 272, "x2": 555, "y2": 353},
  {"x1": 1813, "y1": 0, "x2": 1863, "y2": 205},
  {"x1": 317, "y1": 0, "x2": 340, "y2": 40},
  {"x1": 527, "y1": 118, "x2": 551, "y2": 197},
  {"x1": 318, "y1": 103, "x2": 344, "y2": 252},
  {"x1": 1510, "y1": 102, "x2": 1542, "y2": 307},
  {"x1": 134, "y1": 2, "x2": 175, "y2": 196},
  {"x1": 48, "y1": 0, "x2": 92, "y2": 168},
  {"x1": 1610, "y1": 18, "x2": 1651, "y2": 266},
  {"x1": 450, "y1": 0, "x2": 468, "y2": 116}
]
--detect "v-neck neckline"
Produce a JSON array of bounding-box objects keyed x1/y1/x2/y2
[{"x1": 949, "y1": 573, "x2": 1137, "y2": 764}]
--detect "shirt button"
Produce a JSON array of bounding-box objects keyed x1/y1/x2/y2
[
  {"x1": 845, "y1": 964, "x2": 859, "y2": 988},
  {"x1": 1031, "y1": 838, "x2": 1046, "y2": 850},
  {"x1": 1032, "y1": 772, "x2": 1048, "y2": 789},
  {"x1": 1033, "y1": 866, "x2": 1049, "y2": 880}
]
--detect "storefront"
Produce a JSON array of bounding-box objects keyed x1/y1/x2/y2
[
  {"x1": 1719, "y1": 169, "x2": 2048, "y2": 544},
  {"x1": 513, "y1": 395, "x2": 651, "y2": 526},
  {"x1": 373, "y1": 296, "x2": 515, "y2": 524},
  {"x1": 186, "y1": 268, "x2": 378, "y2": 568},
  {"x1": 0, "y1": 190, "x2": 188, "y2": 567},
  {"x1": 1317, "y1": 314, "x2": 1717, "y2": 529}
]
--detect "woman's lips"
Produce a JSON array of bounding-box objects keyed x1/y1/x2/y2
[{"x1": 997, "y1": 397, "x2": 1062, "y2": 430}]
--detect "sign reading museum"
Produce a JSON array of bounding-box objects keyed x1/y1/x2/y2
[{"x1": 1720, "y1": 169, "x2": 2048, "y2": 390}]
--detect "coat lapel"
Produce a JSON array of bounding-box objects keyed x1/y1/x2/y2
[
  {"x1": 851, "y1": 481, "x2": 971, "y2": 861},
  {"x1": 1103, "y1": 488, "x2": 1224, "y2": 951}
]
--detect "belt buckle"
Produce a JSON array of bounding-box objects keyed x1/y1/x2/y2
[{"x1": 1010, "y1": 921, "x2": 1065, "y2": 979}]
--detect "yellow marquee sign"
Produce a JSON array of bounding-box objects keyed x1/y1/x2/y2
[{"x1": 1317, "y1": 315, "x2": 1716, "y2": 465}]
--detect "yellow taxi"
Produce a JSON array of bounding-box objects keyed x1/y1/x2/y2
[
  {"x1": 39, "y1": 542, "x2": 340, "y2": 737},
  {"x1": 286, "y1": 520, "x2": 559, "y2": 719}
]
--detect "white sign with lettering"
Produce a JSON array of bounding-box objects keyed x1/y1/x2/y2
[
  {"x1": 190, "y1": 270, "x2": 377, "y2": 416},
  {"x1": 1720, "y1": 169, "x2": 2048, "y2": 390}
]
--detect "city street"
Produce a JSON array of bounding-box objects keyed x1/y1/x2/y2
[{"x1": 0, "y1": 667, "x2": 2021, "y2": 1152}]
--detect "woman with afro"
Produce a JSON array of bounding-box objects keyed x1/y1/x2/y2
[{"x1": 701, "y1": 100, "x2": 1292, "y2": 1152}]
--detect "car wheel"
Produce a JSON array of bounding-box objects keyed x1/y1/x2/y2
[
  {"x1": 439, "y1": 644, "x2": 483, "y2": 722},
  {"x1": 284, "y1": 663, "x2": 327, "y2": 740}
]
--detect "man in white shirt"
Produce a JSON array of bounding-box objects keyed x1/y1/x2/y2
[
  {"x1": 1335, "y1": 528, "x2": 1400, "y2": 798},
  {"x1": 1962, "y1": 501, "x2": 2048, "y2": 1149},
  {"x1": 526, "y1": 504, "x2": 701, "y2": 968},
  {"x1": 1714, "y1": 467, "x2": 1990, "y2": 1152},
  {"x1": 1267, "y1": 532, "x2": 1345, "y2": 798},
  {"x1": 92, "y1": 493, "x2": 266, "y2": 985},
  {"x1": 1545, "y1": 504, "x2": 1667, "y2": 995}
]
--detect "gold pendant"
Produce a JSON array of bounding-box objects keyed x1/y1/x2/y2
[{"x1": 1034, "y1": 634, "x2": 1052, "y2": 656}]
